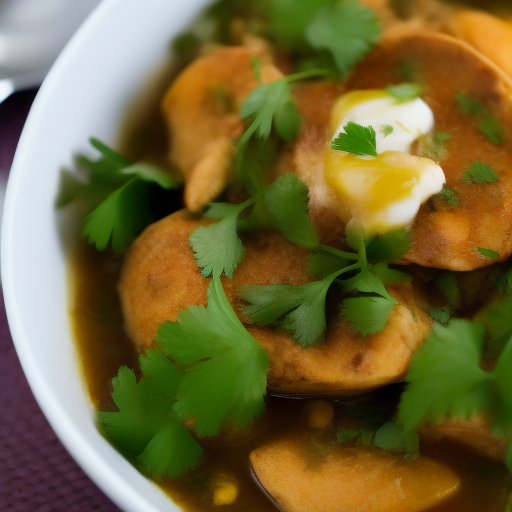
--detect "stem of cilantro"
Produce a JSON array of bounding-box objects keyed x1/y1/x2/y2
[
  {"x1": 317, "y1": 244, "x2": 360, "y2": 261},
  {"x1": 284, "y1": 68, "x2": 330, "y2": 84}
]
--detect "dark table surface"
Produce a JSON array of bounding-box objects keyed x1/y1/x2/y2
[{"x1": 0, "y1": 89, "x2": 122, "y2": 512}]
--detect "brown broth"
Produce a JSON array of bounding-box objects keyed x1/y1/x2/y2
[{"x1": 70, "y1": 242, "x2": 511, "y2": 511}]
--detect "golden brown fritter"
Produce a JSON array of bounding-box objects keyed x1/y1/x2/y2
[
  {"x1": 249, "y1": 436, "x2": 460, "y2": 512},
  {"x1": 420, "y1": 416, "x2": 508, "y2": 462},
  {"x1": 161, "y1": 46, "x2": 283, "y2": 213},
  {"x1": 286, "y1": 32, "x2": 512, "y2": 270},
  {"x1": 118, "y1": 210, "x2": 433, "y2": 395}
]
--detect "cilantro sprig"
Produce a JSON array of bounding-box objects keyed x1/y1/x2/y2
[
  {"x1": 98, "y1": 350, "x2": 202, "y2": 478},
  {"x1": 100, "y1": 276, "x2": 270, "y2": 477},
  {"x1": 304, "y1": 1, "x2": 381, "y2": 78},
  {"x1": 58, "y1": 138, "x2": 181, "y2": 252},
  {"x1": 398, "y1": 318, "x2": 512, "y2": 470},
  {"x1": 189, "y1": 173, "x2": 318, "y2": 278},
  {"x1": 156, "y1": 276, "x2": 270, "y2": 437},
  {"x1": 240, "y1": 227, "x2": 411, "y2": 345}
]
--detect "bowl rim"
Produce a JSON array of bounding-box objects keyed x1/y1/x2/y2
[{"x1": 1, "y1": 0, "x2": 210, "y2": 510}]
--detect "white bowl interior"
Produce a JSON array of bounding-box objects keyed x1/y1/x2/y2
[{"x1": 2, "y1": 0, "x2": 211, "y2": 510}]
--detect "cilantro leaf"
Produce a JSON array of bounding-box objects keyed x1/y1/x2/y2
[
  {"x1": 398, "y1": 320, "x2": 490, "y2": 431},
  {"x1": 191, "y1": 174, "x2": 318, "y2": 278},
  {"x1": 373, "y1": 420, "x2": 419, "y2": 454},
  {"x1": 309, "y1": 252, "x2": 350, "y2": 279},
  {"x1": 435, "y1": 272, "x2": 461, "y2": 310},
  {"x1": 456, "y1": 94, "x2": 489, "y2": 117},
  {"x1": 98, "y1": 351, "x2": 203, "y2": 479},
  {"x1": 365, "y1": 228, "x2": 411, "y2": 262},
  {"x1": 428, "y1": 307, "x2": 452, "y2": 325},
  {"x1": 456, "y1": 94, "x2": 503, "y2": 144},
  {"x1": 477, "y1": 247, "x2": 501, "y2": 260},
  {"x1": 83, "y1": 178, "x2": 151, "y2": 253},
  {"x1": 385, "y1": 83, "x2": 423, "y2": 103},
  {"x1": 240, "y1": 263, "x2": 360, "y2": 346},
  {"x1": 239, "y1": 78, "x2": 302, "y2": 152},
  {"x1": 343, "y1": 296, "x2": 396, "y2": 336},
  {"x1": 478, "y1": 115, "x2": 502, "y2": 144},
  {"x1": 156, "y1": 277, "x2": 270, "y2": 437},
  {"x1": 269, "y1": 0, "x2": 332, "y2": 48},
  {"x1": 462, "y1": 161, "x2": 499, "y2": 184},
  {"x1": 371, "y1": 262, "x2": 411, "y2": 285},
  {"x1": 61, "y1": 138, "x2": 180, "y2": 253},
  {"x1": 242, "y1": 173, "x2": 319, "y2": 249},
  {"x1": 417, "y1": 131, "x2": 452, "y2": 162},
  {"x1": 436, "y1": 187, "x2": 458, "y2": 207},
  {"x1": 331, "y1": 122, "x2": 377, "y2": 156},
  {"x1": 189, "y1": 199, "x2": 254, "y2": 278},
  {"x1": 478, "y1": 296, "x2": 512, "y2": 359},
  {"x1": 381, "y1": 124, "x2": 394, "y2": 137},
  {"x1": 305, "y1": 1, "x2": 381, "y2": 78},
  {"x1": 240, "y1": 278, "x2": 334, "y2": 347},
  {"x1": 337, "y1": 420, "x2": 418, "y2": 454}
]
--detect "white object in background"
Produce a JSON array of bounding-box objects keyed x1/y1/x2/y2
[{"x1": 0, "y1": 0, "x2": 101, "y2": 102}]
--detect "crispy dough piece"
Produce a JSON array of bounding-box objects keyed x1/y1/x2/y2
[
  {"x1": 250, "y1": 436, "x2": 460, "y2": 512},
  {"x1": 444, "y1": 9, "x2": 512, "y2": 78},
  {"x1": 419, "y1": 416, "x2": 508, "y2": 462},
  {"x1": 286, "y1": 32, "x2": 512, "y2": 270},
  {"x1": 161, "y1": 46, "x2": 283, "y2": 213},
  {"x1": 118, "y1": 210, "x2": 433, "y2": 395}
]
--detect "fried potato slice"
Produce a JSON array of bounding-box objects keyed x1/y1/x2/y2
[
  {"x1": 118, "y1": 210, "x2": 432, "y2": 395},
  {"x1": 419, "y1": 416, "x2": 508, "y2": 462},
  {"x1": 249, "y1": 436, "x2": 460, "y2": 512},
  {"x1": 287, "y1": 32, "x2": 512, "y2": 270},
  {"x1": 444, "y1": 10, "x2": 512, "y2": 78},
  {"x1": 161, "y1": 46, "x2": 283, "y2": 212}
]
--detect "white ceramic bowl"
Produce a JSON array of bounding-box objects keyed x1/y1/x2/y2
[{"x1": 2, "y1": 0, "x2": 211, "y2": 510}]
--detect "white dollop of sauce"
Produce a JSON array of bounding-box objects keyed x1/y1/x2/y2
[{"x1": 325, "y1": 89, "x2": 446, "y2": 234}]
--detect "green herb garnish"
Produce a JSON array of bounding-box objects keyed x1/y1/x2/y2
[
  {"x1": 462, "y1": 161, "x2": 499, "y2": 185},
  {"x1": 331, "y1": 121, "x2": 377, "y2": 156},
  {"x1": 58, "y1": 138, "x2": 180, "y2": 252},
  {"x1": 477, "y1": 247, "x2": 501, "y2": 260},
  {"x1": 305, "y1": 0, "x2": 381, "y2": 78},
  {"x1": 456, "y1": 93, "x2": 503, "y2": 144},
  {"x1": 385, "y1": 83, "x2": 423, "y2": 103},
  {"x1": 98, "y1": 351, "x2": 203, "y2": 479},
  {"x1": 156, "y1": 276, "x2": 270, "y2": 437},
  {"x1": 436, "y1": 188, "x2": 459, "y2": 207}
]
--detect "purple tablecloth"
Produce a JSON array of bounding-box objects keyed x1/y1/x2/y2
[{"x1": 0, "y1": 90, "x2": 122, "y2": 512}]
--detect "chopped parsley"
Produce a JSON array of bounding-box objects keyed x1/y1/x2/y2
[
  {"x1": 456, "y1": 93, "x2": 503, "y2": 144},
  {"x1": 240, "y1": 227, "x2": 411, "y2": 344},
  {"x1": 331, "y1": 121, "x2": 377, "y2": 156},
  {"x1": 436, "y1": 188, "x2": 459, "y2": 207},
  {"x1": 385, "y1": 83, "x2": 423, "y2": 103},
  {"x1": 381, "y1": 124, "x2": 394, "y2": 137},
  {"x1": 417, "y1": 131, "x2": 452, "y2": 162},
  {"x1": 462, "y1": 161, "x2": 499, "y2": 185},
  {"x1": 156, "y1": 276, "x2": 270, "y2": 437},
  {"x1": 477, "y1": 247, "x2": 501, "y2": 260}
]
